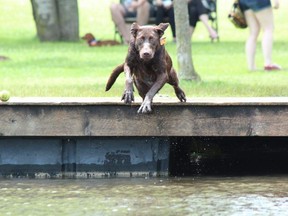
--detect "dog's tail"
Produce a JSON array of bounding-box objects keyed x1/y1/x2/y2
[{"x1": 105, "y1": 63, "x2": 124, "y2": 91}]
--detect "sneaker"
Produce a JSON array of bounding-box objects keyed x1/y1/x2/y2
[{"x1": 264, "y1": 64, "x2": 282, "y2": 71}]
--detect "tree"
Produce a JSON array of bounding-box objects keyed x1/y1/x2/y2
[
  {"x1": 31, "y1": 0, "x2": 79, "y2": 42},
  {"x1": 173, "y1": 0, "x2": 200, "y2": 81}
]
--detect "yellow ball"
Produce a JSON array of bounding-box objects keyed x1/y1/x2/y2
[{"x1": 0, "y1": 90, "x2": 10, "y2": 102}]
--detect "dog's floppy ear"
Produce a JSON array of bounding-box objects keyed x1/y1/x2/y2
[
  {"x1": 131, "y1": 22, "x2": 140, "y2": 38},
  {"x1": 156, "y1": 23, "x2": 169, "y2": 37}
]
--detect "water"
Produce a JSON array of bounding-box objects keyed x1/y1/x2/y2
[{"x1": 1, "y1": 176, "x2": 288, "y2": 216}]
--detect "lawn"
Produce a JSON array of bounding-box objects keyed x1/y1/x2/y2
[{"x1": 0, "y1": 0, "x2": 287, "y2": 97}]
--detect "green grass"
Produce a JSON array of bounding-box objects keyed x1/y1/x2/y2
[{"x1": 0, "y1": 0, "x2": 287, "y2": 97}]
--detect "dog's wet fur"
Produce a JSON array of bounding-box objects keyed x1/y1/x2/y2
[{"x1": 106, "y1": 23, "x2": 186, "y2": 113}]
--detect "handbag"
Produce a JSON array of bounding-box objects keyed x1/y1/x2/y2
[{"x1": 228, "y1": 0, "x2": 247, "y2": 29}]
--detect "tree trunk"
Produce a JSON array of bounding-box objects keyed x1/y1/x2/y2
[
  {"x1": 58, "y1": 0, "x2": 79, "y2": 41},
  {"x1": 31, "y1": 0, "x2": 79, "y2": 42},
  {"x1": 31, "y1": 0, "x2": 60, "y2": 41},
  {"x1": 173, "y1": 0, "x2": 200, "y2": 81}
]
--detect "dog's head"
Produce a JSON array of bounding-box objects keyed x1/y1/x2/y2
[
  {"x1": 81, "y1": 33, "x2": 95, "y2": 41},
  {"x1": 130, "y1": 23, "x2": 169, "y2": 61}
]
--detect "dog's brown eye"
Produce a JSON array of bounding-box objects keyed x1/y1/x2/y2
[{"x1": 137, "y1": 36, "x2": 144, "y2": 44}]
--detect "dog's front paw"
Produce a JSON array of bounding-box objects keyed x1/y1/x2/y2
[
  {"x1": 137, "y1": 101, "x2": 152, "y2": 114},
  {"x1": 176, "y1": 89, "x2": 186, "y2": 102},
  {"x1": 121, "y1": 90, "x2": 134, "y2": 104}
]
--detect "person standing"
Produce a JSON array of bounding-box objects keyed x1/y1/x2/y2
[{"x1": 239, "y1": 0, "x2": 281, "y2": 71}]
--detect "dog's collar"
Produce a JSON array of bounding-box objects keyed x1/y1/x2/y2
[{"x1": 89, "y1": 39, "x2": 98, "y2": 45}]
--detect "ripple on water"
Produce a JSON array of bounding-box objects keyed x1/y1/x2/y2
[{"x1": 0, "y1": 177, "x2": 288, "y2": 215}]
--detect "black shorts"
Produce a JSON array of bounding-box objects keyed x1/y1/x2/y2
[{"x1": 188, "y1": 0, "x2": 209, "y2": 27}]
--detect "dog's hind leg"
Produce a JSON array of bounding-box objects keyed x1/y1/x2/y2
[{"x1": 121, "y1": 63, "x2": 134, "y2": 104}]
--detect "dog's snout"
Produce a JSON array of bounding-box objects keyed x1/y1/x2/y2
[
  {"x1": 140, "y1": 50, "x2": 153, "y2": 60},
  {"x1": 139, "y1": 42, "x2": 154, "y2": 60},
  {"x1": 143, "y1": 52, "x2": 150, "y2": 57}
]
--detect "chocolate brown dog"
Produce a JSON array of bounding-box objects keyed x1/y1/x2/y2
[
  {"x1": 106, "y1": 23, "x2": 186, "y2": 113},
  {"x1": 81, "y1": 33, "x2": 120, "y2": 47}
]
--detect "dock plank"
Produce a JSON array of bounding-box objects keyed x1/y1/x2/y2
[{"x1": 1, "y1": 97, "x2": 288, "y2": 136}]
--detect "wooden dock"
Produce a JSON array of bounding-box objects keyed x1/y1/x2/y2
[
  {"x1": 1, "y1": 97, "x2": 288, "y2": 136},
  {"x1": 1, "y1": 97, "x2": 288, "y2": 178}
]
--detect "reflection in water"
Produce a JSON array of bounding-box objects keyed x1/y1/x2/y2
[{"x1": 1, "y1": 176, "x2": 288, "y2": 215}]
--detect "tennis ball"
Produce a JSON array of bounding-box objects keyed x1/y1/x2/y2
[{"x1": 0, "y1": 90, "x2": 10, "y2": 102}]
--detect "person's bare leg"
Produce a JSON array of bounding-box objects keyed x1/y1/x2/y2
[
  {"x1": 199, "y1": 14, "x2": 218, "y2": 39},
  {"x1": 244, "y1": 9, "x2": 260, "y2": 71},
  {"x1": 110, "y1": 3, "x2": 130, "y2": 43},
  {"x1": 136, "y1": 1, "x2": 150, "y2": 25},
  {"x1": 255, "y1": 7, "x2": 276, "y2": 67}
]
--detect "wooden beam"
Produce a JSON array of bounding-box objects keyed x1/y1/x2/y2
[{"x1": 1, "y1": 97, "x2": 288, "y2": 137}]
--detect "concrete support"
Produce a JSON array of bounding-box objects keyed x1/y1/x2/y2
[{"x1": 0, "y1": 137, "x2": 169, "y2": 178}]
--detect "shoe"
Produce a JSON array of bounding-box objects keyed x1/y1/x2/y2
[{"x1": 264, "y1": 64, "x2": 282, "y2": 71}]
